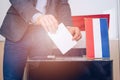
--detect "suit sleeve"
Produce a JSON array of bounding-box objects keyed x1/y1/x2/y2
[
  {"x1": 57, "y1": 0, "x2": 73, "y2": 26},
  {"x1": 9, "y1": 0, "x2": 39, "y2": 23}
]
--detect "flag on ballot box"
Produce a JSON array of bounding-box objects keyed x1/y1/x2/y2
[{"x1": 85, "y1": 18, "x2": 110, "y2": 59}]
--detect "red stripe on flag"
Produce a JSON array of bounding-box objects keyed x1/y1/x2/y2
[
  {"x1": 85, "y1": 18, "x2": 94, "y2": 59},
  {"x1": 72, "y1": 14, "x2": 109, "y2": 31}
]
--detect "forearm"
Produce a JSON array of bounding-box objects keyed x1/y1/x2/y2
[{"x1": 9, "y1": 0, "x2": 40, "y2": 23}]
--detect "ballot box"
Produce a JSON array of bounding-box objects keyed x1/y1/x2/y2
[{"x1": 26, "y1": 57, "x2": 113, "y2": 80}]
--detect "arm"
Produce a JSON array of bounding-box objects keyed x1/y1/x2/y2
[{"x1": 9, "y1": 0, "x2": 39, "y2": 23}]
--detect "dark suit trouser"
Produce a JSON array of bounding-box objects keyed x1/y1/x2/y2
[{"x1": 3, "y1": 26, "x2": 53, "y2": 80}]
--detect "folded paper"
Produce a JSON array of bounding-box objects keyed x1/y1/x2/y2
[{"x1": 48, "y1": 23, "x2": 77, "y2": 54}]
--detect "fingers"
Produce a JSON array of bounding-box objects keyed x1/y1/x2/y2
[
  {"x1": 38, "y1": 15, "x2": 58, "y2": 33},
  {"x1": 73, "y1": 33, "x2": 82, "y2": 41},
  {"x1": 67, "y1": 27, "x2": 82, "y2": 41},
  {"x1": 72, "y1": 28, "x2": 82, "y2": 41},
  {"x1": 39, "y1": 19, "x2": 49, "y2": 32},
  {"x1": 46, "y1": 15, "x2": 58, "y2": 33},
  {"x1": 67, "y1": 26, "x2": 74, "y2": 35}
]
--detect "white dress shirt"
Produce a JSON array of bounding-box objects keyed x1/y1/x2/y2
[
  {"x1": 36, "y1": 0, "x2": 47, "y2": 14},
  {"x1": 32, "y1": 0, "x2": 47, "y2": 23}
]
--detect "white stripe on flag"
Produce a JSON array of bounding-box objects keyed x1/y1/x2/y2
[{"x1": 93, "y1": 19, "x2": 102, "y2": 58}]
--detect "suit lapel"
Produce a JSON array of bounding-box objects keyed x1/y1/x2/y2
[
  {"x1": 46, "y1": 0, "x2": 51, "y2": 13},
  {"x1": 46, "y1": 0, "x2": 58, "y2": 15},
  {"x1": 32, "y1": 0, "x2": 37, "y2": 6}
]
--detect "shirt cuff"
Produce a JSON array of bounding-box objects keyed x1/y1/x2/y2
[{"x1": 31, "y1": 13, "x2": 43, "y2": 24}]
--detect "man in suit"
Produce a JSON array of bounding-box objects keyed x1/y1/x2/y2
[{"x1": 0, "y1": 0, "x2": 82, "y2": 80}]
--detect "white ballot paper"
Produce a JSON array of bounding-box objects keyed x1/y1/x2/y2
[{"x1": 48, "y1": 23, "x2": 77, "y2": 54}]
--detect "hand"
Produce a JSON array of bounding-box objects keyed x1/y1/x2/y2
[
  {"x1": 35, "y1": 14, "x2": 58, "y2": 33},
  {"x1": 67, "y1": 26, "x2": 82, "y2": 41}
]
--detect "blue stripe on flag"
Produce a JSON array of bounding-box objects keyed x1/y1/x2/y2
[{"x1": 100, "y1": 18, "x2": 110, "y2": 58}]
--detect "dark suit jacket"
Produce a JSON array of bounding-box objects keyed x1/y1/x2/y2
[{"x1": 0, "y1": 0, "x2": 72, "y2": 42}]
